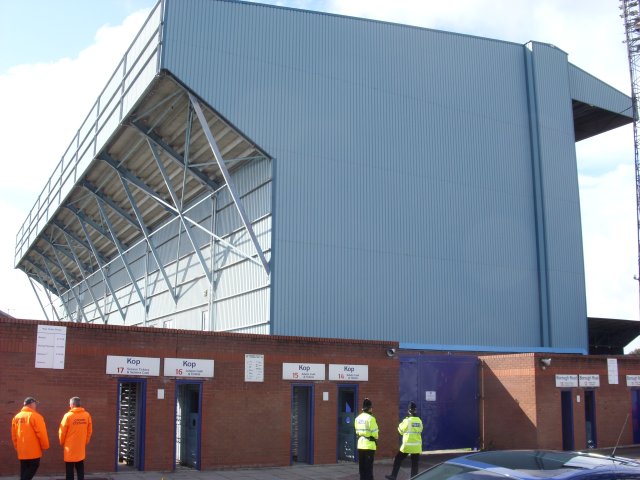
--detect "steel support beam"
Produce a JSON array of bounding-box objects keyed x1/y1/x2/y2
[
  {"x1": 31, "y1": 254, "x2": 74, "y2": 321},
  {"x1": 27, "y1": 275, "x2": 51, "y2": 322},
  {"x1": 100, "y1": 153, "x2": 175, "y2": 214},
  {"x1": 49, "y1": 248, "x2": 87, "y2": 323},
  {"x1": 52, "y1": 221, "x2": 107, "y2": 265},
  {"x1": 23, "y1": 258, "x2": 68, "y2": 292},
  {"x1": 77, "y1": 220, "x2": 127, "y2": 321},
  {"x1": 81, "y1": 180, "x2": 140, "y2": 230},
  {"x1": 33, "y1": 245, "x2": 80, "y2": 287},
  {"x1": 92, "y1": 200, "x2": 148, "y2": 310},
  {"x1": 107, "y1": 151, "x2": 262, "y2": 268},
  {"x1": 119, "y1": 179, "x2": 179, "y2": 303},
  {"x1": 60, "y1": 233, "x2": 107, "y2": 324},
  {"x1": 41, "y1": 237, "x2": 93, "y2": 277},
  {"x1": 64, "y1": 205, "x2": 119, "y2": 247},
  {"x1": 130, "y1": 119, "x2": 221, "y2": 191},
  {"x1": 28, "y1": 271, "x2": 63, "y2": 322},
  {"x1": 148, "y1": 139, "x2": 212, "y2": 284},
  {"x1": 189, "y1": 93, "x2": 270, "y2": 275}
]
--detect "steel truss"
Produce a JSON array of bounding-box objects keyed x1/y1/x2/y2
[
  {"x1": 621, "y1": 0, "x2": 640, "y2": 311},
  {"x1": 20, "y1": 76, "x2": 271, "y2": 325}
]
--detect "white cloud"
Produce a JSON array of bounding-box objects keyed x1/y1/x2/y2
[
  {"x1": 0, "y1": 9, "x2": 150, "y2": 319},
  {"x1": 580, "y1": 163, "x2": 638, "y2": 320}
]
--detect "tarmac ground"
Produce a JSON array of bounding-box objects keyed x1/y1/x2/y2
[{"x1": 3, "y1": 446, "x2": 640, "y2": 480}]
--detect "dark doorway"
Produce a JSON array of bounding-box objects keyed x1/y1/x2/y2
[
  {"x1": 632, "y1": 390, "x2": 640, "y2": 443},
  {"x1": 175, "y1": 382, "x2": 202, "y2": 469},
  {"x1": 584, "y1": 390, "x2": 597, "y2": 449},
  {"x1": 116, "y1": 380, "x2": 146, "y2": 471},
  {"x1": 291, "y1": 385, "x2": 314, "y2": 464},
  {"x1": 337, "y1": 385, "x2": 357, "y2": 462},
  {"x1": 561, "y1": 390, "x2": 574, "y2": 451}
]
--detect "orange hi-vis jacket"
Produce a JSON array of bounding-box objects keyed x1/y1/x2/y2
[
  {"x1": 59, "y1": 407, "x2": 93, "y2": 462},
  {"x1": 11, "y1": 406, "x2": 50, "y2": 460}
]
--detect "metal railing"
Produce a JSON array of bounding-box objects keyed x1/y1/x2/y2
[{"x1": 14, "y1": 0, "x2": 163, "y2": 267}]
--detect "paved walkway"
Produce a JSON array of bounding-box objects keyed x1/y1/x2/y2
[{"x1": 3, "y1": 447, "x2": 639, "y2": 480}]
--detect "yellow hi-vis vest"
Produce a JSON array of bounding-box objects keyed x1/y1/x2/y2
[
  {"x1": 355, "y1": 411, "x2": 378, "y2": 450},
  {"x1": 398, "y1": 415, "x2": 423, "y2": 453}
]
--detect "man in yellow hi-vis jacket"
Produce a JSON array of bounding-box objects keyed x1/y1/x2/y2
[
  {"x1": 355, "y1": 398, "x2": 378, "y2": 480},
  {"x1": 386, "y1": 401, "x2": 423, "y2": 480}
]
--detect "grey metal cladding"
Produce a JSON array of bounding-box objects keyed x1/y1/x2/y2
[
  {"x1": 527, "y1": 43, "x2": 587, "y2": 349},
  {"x1": 568, "y1": 64, "x2": 633, "y2": 116},
  {"x1": 159, "y1": 0, "x2": 599, "y2": 350}
]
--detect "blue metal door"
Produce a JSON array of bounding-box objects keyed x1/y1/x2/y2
[
  {"x1": 291, "y1": 385, "x2": 314, "y2": 464},
  {"x1": 632, "y1": 390, "x2": 640, "y2": 444},
  {"x1": 400, "y1": 355, "x2": 479, "y2": 451},
  {"x1": 561, "y1": 391, "x2": 574, "y2": 451},
  {"x1": 584, "y1": 390, "x2": 597, "y2": 449}
]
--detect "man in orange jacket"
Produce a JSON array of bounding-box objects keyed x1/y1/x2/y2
[
  {"x1": 11, "y1": 397, "x2": 50, "y2": 480},
  {"x1": 59, "y1": 397, "x2": 93, "y2": 480}
]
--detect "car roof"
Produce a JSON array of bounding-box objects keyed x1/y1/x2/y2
[{"x1": 442, "y1": 450, "x2": 640, "y2": 480}]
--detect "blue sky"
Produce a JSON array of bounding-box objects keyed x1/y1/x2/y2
[
  {"x1": 1, "y1": 0, "x2": 638, "y2": 347},
  {"x1": 0, "y1": 1, "x2": 157, "y2": 73}
]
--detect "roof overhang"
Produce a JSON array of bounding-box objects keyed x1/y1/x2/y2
[
  {"x1": 16, "y1": 72, "x2": 271, "y2": 301},
  {"x1": 588, "y1": 317, "x2": 640, "y2": 355},
  {"x1": 573, "y1": 100, "x2": 633, "y2": 142}
]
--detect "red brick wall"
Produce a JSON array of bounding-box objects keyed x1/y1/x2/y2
[
  {"x1": 480, "y1": 353, "x2": 538, "y2": 450},
  {"x1": 0, "y1": 319, "x2": 398, "y2": 476},
  {"x1": 480, "y1": 352, "x2": 640, "y2": 451}
]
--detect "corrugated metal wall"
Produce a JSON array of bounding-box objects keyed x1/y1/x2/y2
[
  {"x1": 160, "y1": 0, "x2": 589, "y2": 350},
  {"x1": 526, "y1": 42, "x2": 587, "y2": 349}
]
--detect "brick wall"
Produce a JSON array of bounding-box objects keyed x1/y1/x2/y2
[
  {"x1": 480, "y1": 352, "x2": 640, "y2": 451},
  {"x1": 0, "y1": 318, "x2": 398, "y2": 476}
]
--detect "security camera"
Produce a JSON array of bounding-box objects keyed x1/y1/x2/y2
[
  {"x1": 386, "y1": 348, "x2": 396, "y2": 357},
  {"x1": 540, "y1": 358, "x2": 552, "y2": 368}
]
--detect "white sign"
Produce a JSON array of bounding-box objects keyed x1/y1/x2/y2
[
  {"x1": 245, "y1": 354, "x2": 264, "y2": 382},
  {"x1": 608, "y1": 358, "x2": 619, "y2": 385},
  {"x1": 164, "y1": 358, "x2": 214, "y2": 378},
  {"x1": 106, "y1": 355, "x2": 160, "y2": 376},
  {"x1": 35, "y1": 325, "x2": 67, "y2": 369},
  {"x1": 425, "y1": 391, "x2": 436, "y2": 402},
  {"x1": 579, "y1": 374, "x2": 600, "y2": 387},
  {"x1": 282, "y1": 363, "x2": 325, "y2": 380},
  {"x1": 555, "y1": 374, "x2": 578, "y2": 388},
  {"x1": 329, "y1": 364, "x2": 368, "y2": 381},
  {"x1": 627, "y1": 375, "x2": 640, "y2": 387}
]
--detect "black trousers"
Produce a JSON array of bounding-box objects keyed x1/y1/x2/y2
[
  {"x1": 358, "y1": 449, "x2": 375, "y2": 480},
  {"x1": 19, "y1": 458, "x2": 40, "y2": 480},
  {"x1": 389, "y1": 451, "x2": 420, "y2": 479},
  {"x1": 65, "y1": 460, "x2": 85, "y2": 480}
]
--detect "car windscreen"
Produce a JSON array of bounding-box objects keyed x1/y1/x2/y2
[{"x1": 412, "y1": 462, "x2": 508, "y2": 480}]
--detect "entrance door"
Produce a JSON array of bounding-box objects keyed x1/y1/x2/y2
[
  {"x1": 400, "y1": 354, "x2": 479, "y2": 451},
  {"x1": 561, "y1": 391, "x2": 574, "y2": 451},
  {"x1": 175, "y1": 382, "x2": 202, "y2": 469},
  {"x1": 116, "y1": 380, "x2": 146, "y2": 471},
  {"x1": 632, "y1": 390, "x2": 640, "y2": 443},
  {"x1": 291, "y1": 385, "x2": 314, "y2": 464},
  {"x1": 337, "y1": 385, "x2": 357, "y2": 462},
  {"x1": 584, "y1": 390, "x2": 597, "y2": 449}
]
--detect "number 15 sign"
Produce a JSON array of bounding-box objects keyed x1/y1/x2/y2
[{"x1": 282, "y1": 363, "x2": 325, "y2": 380}]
